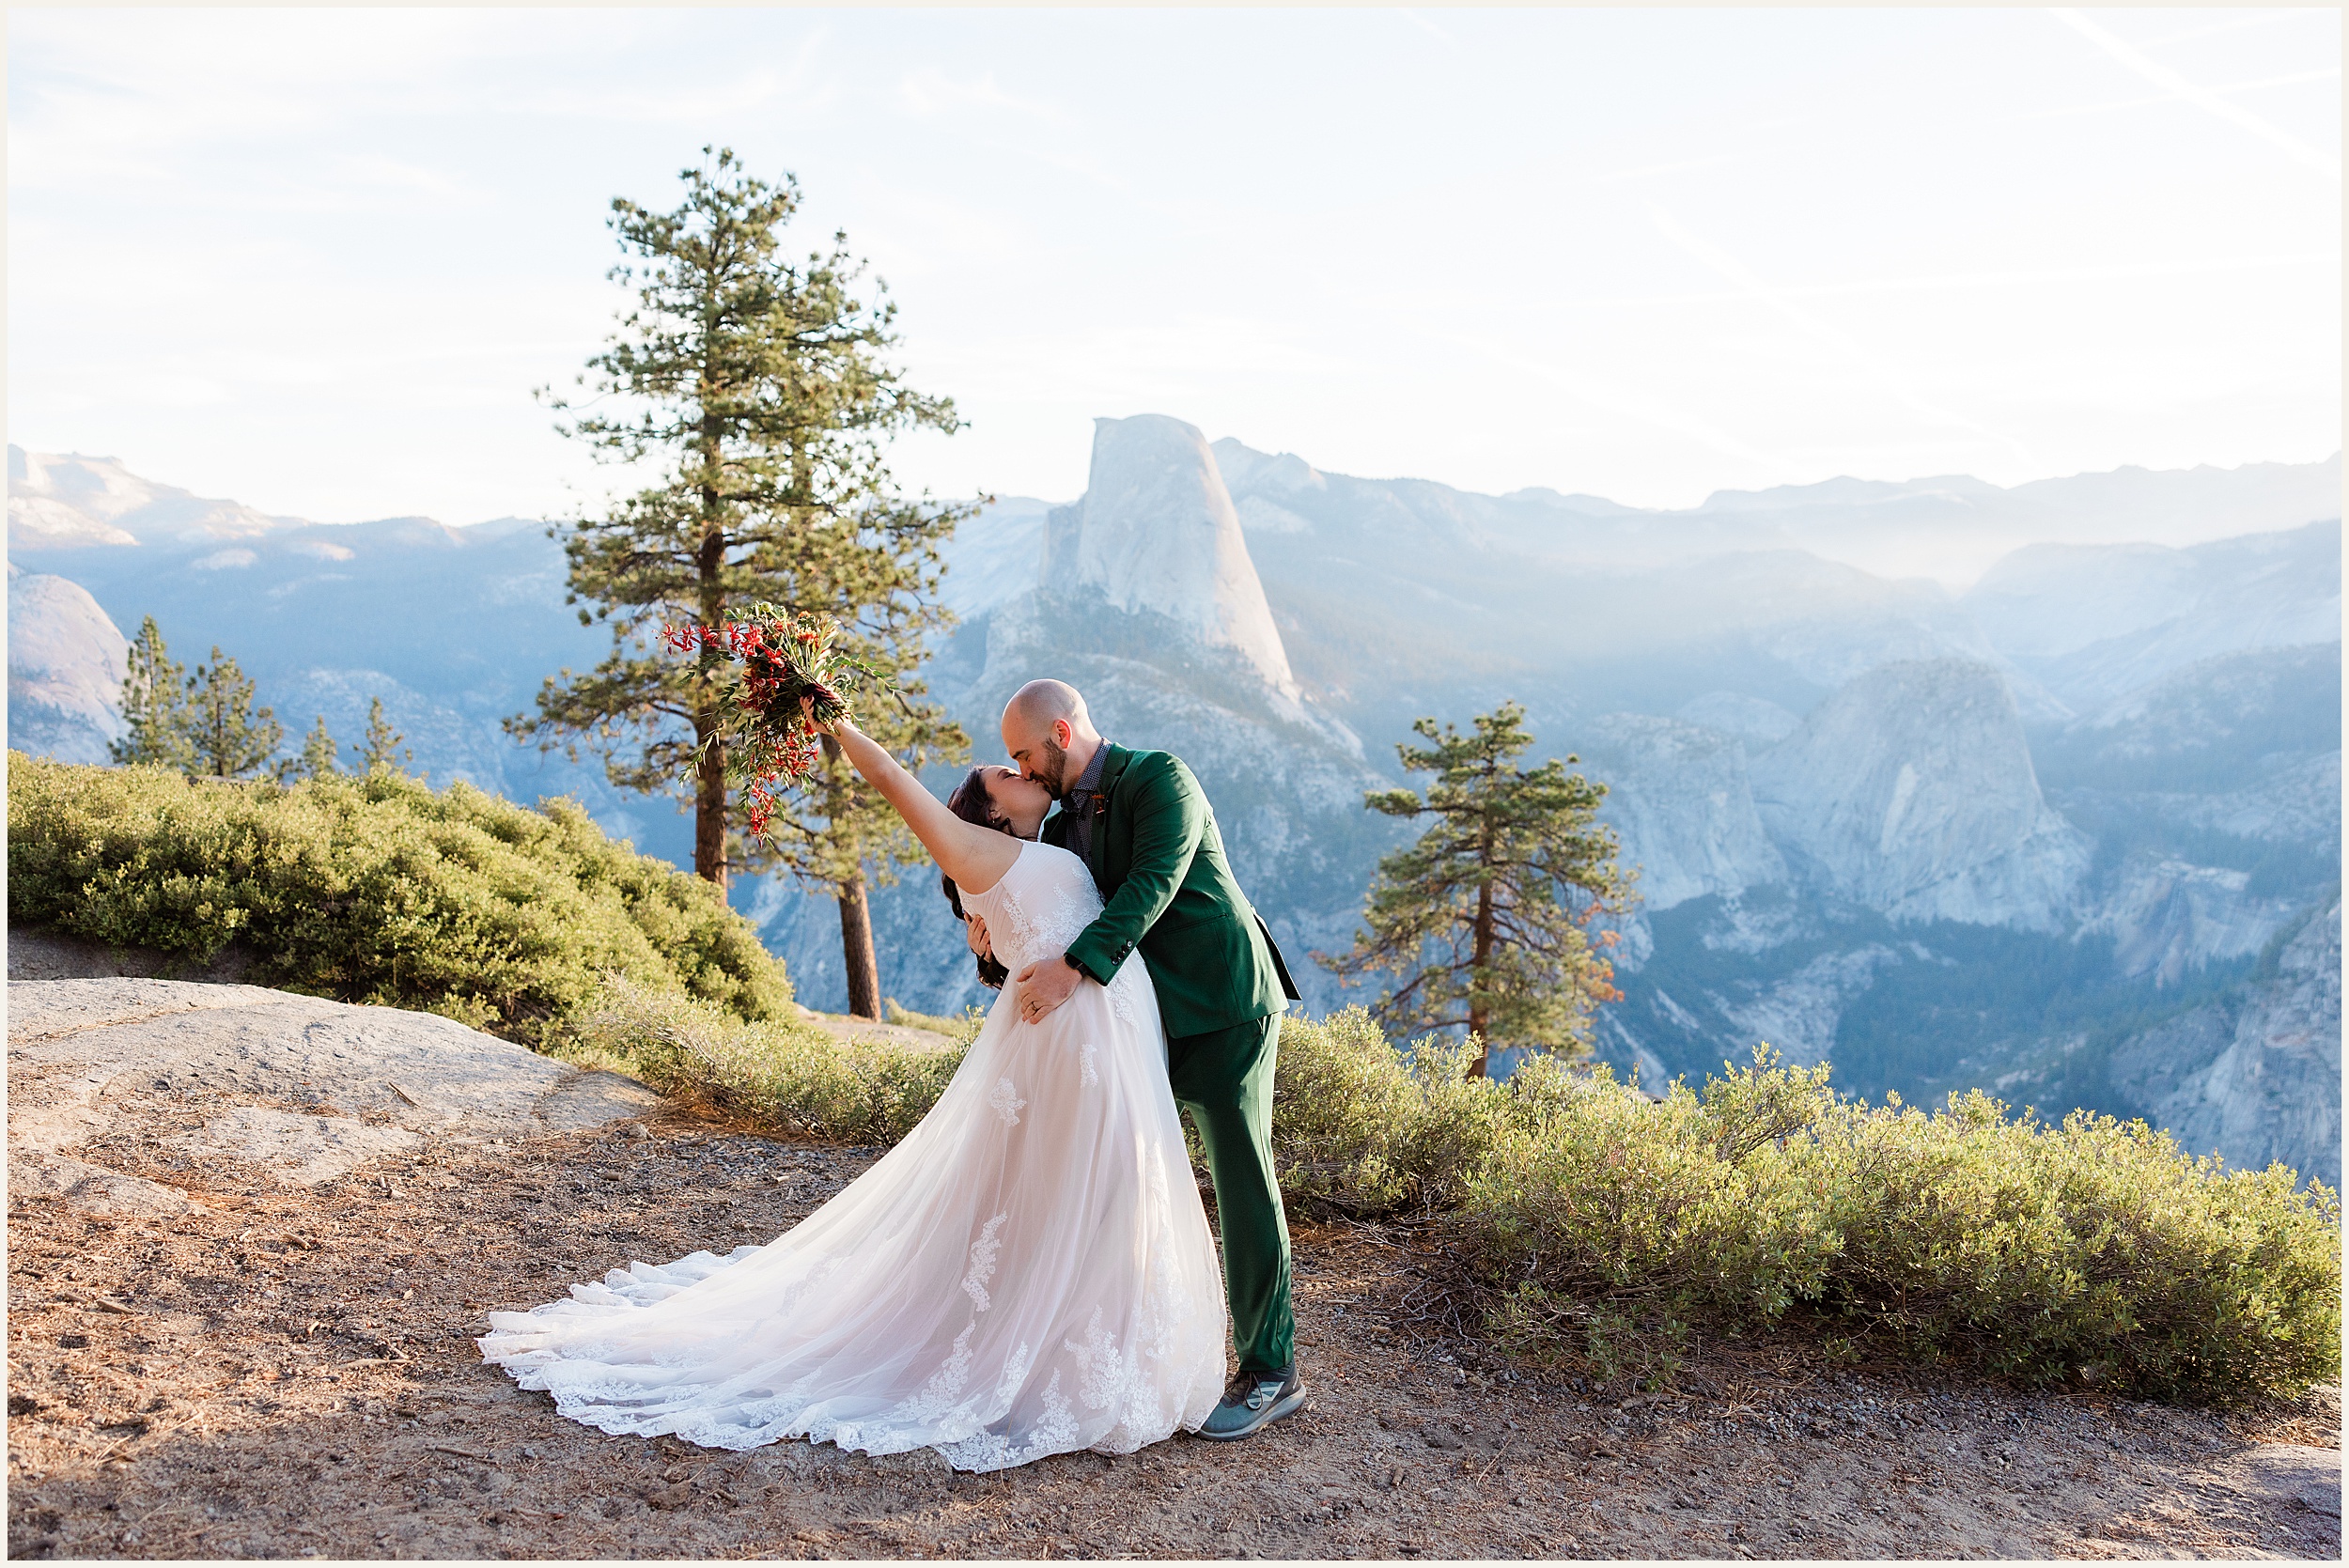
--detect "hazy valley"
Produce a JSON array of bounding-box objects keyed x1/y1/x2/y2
[{"x1": 8, "y1": 431, "x2": 2340, "y2": 1188}]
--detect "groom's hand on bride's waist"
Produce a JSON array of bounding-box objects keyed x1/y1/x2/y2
[{"x1": 1012, "y1": 952, "x2": 1083, "y2": 1021}]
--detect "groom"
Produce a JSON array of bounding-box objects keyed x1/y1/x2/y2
[{"x1": 998, "y1": 678, "x2": 1308, "y2": 1441}]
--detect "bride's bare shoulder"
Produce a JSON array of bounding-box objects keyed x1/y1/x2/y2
[{"x1": 949, "y1": 832, "x2": 1031, "y2": 899}]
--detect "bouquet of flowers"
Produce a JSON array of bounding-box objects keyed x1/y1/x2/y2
[{"x1": 661, "y1": 605, "x2": 884, "y2": 834}]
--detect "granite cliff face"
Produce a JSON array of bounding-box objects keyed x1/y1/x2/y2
[
  {"x1": 1569, "y1": 714, "x2": 1785, "y2": 913},
  {"x1": 2076, "y1": 901, "x2": 2345, "y2": 1191},
  {"x1": 2149, "y1": 901, "x2": 2343, "y2": 1191},
  {"x1": 1749, "y1": 660, "x2": 2090, "y2": 932},
  {"x1": 1044, "y1": 415, "x2": 1300, "y2": 700},
  {"x1": 7, "y1": 565, "x2": 128, "y2": 765}
]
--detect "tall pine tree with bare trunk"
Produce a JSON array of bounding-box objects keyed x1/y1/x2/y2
[
  {"x1": 509, "y1": 147, "x2": 970, "y2": 1018},
  {"x1": 1317, "y1": 703, "x2": 1631, "y2": 1078}
]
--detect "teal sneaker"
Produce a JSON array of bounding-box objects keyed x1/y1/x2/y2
[{"x1": 1194, "y1": 1366, "x2": 1306, "y2": 1441}]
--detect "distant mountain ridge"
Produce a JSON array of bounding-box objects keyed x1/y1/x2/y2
[{"x1": 8, "y1": 436, "x2": 2339, "y2": 1188}]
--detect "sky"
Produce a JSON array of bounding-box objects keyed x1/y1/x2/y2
[{"x1": 7, "y1": 6, "x2": 2341, "y2": 526}]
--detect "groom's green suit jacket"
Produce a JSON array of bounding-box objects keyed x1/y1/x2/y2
[{"x1": 1041, "y1": 743, "x2": 1300, "y2": 1039}]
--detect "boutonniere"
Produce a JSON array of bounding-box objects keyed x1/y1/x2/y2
[{"x1": 1092, "y1": 795, "x2": 1108, "y2": 819}]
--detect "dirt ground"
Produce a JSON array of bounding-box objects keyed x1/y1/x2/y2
[{"x1": 7, "y1": 1095, "x2": 2341, "y2": 1561}]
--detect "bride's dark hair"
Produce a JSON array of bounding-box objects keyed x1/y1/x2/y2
[{"x1": 942, "y1": 768, "x2": 1012, "y2": 989}]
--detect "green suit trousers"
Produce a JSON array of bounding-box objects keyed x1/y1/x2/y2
[{"x1": 1165, "y1": 1011, "x2": 1294, "y2": 1375}]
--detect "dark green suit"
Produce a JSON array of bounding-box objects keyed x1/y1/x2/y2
[{"x1": 1042, "y1": 744, "x2": 1300, "y2": 1374}]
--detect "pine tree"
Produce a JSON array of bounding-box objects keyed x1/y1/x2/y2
[
  {"x1": 359, "y1": 697, "x2": 412, "y2": 776},
  {"x1": 1318, "y1": 703, "x2": 1630, "y2": 1078},
  {"x1": 506, "y1": 147, "x2": 972, "y2": 1017},
  {"x1": 296, "y1": 715, "x2": 341, "y2": 780},
  {"x1": 187, "y1": 647, "x2": 286, "y2": 781},
  {"x1": 110, "y1": 616, "x2": 196, "y2": 772}
]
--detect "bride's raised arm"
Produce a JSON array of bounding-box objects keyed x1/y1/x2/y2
[{"x1": 817, "y1": 711, "x2": 1024, "y2": 895}]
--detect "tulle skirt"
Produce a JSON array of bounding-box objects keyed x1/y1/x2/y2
[{"x1": 476, "y1": 959, "x2": 1228, "y2": 1471}]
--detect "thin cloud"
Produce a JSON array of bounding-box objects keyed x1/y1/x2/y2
[
  {"x1": 1596, "y1": 149, "x2": 1762, "y2": 185},
  {"x1": 2131, "y1": 9, "x2": 2326, "y2": 53},
  {"x1": 1496, "y1": 249, "x2": 2341, "y2": 317},
  {"x1": 1396, "y1": 9, "x2": 1458, "y2": 48},
  {"x1": 1763, "y1": 251, "x2": 2341, "y2": 302},
  {"x1": 520, "y1": 66, "x2": 793, "y2": 125},
  {"x1": 1439, "y1": 332, "x2": 1803, "y2": 478},
  {"x1": 1647, "y1": 205, "x2": 2039, "y2": 468},
  {"x1": 2047, "y1": 8, "x2": 2340, "y2": 180},
  {"x1": 897, "y1": 68, "x2": 1069, "y2": 127},
  {"x1": 2002, "y1": 67, "x2": 2341, "y2": 127}
]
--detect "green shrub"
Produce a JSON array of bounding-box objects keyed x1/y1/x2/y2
[
  {"x1": 1272, "y1": 1005, "x2": 1570, "y2": 1217},
  {"x1": 1459, "y1": 1050, "x2": 2341, "y2": 1401},
  {"x1": 1270, "y1": 1013, "x2": 2338, "y2": 1399},
  {"x1": 564, "y1": 976, "x2": 966, "y2": 1146},
  {"x1": 7, "y1": 754, "x2": 790, "y2": 1043}
]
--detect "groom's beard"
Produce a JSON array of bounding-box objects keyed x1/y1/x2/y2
[{"x1": 1034, "y1": 737, "x2": 1070, "y2": 800}]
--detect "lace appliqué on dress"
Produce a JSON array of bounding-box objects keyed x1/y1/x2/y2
[
  {"x1": 987, "y1": 1078, "x2": 1026, "y2": 1126},
  {"x1": 1080, "y1": 1041, "x2": 1099, "y2": 1087},
  {"x1": 1107, "y1": 963, "x2": 1147, "y2": 1030},
  {"x1": 962, "y1": 1213, "x2": 1007, "y2": 1312},
  {"x1": 938, "y1": 1365, "x2": 1079, "y2": 1472},
  {"x1": 990, "y1": 878, "x2": 1094, "y2": 976}
]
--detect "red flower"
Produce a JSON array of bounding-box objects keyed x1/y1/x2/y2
[{"x1": 655, "y1": 605, "x2": 877, "y2": 819}]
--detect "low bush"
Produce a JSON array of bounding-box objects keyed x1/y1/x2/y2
[
  {"x1": 1270, "y1": 1006, "x2": 1524, "y2": 1215},
  {"x1": 1275, "y1": 1012, "x2": 2338, "y2": 1400},
  {"x1": 884, "y1": 998, "x2": 990, "y2": 1047},
  {"x1": 7, "y1": 754, "x2": 791, "y2": 1043},
  {"x1": 561, "y1": 976, "x2": 967, "y2": 1146}
]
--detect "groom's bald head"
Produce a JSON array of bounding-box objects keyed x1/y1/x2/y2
[
  {"x1": 1006, "y1": 679, "x2": 1087, "y2": 731},
  {"x1": 1002, "y1": 680, "x2": 1101, "y2": 800}
]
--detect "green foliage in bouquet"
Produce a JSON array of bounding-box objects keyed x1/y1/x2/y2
[
  {"x1": 660, "y1": 605, "x2": 888, "y2": 834},
  {"x1": 6, "y1": 754, "x2": 791, "y2": 1044}
]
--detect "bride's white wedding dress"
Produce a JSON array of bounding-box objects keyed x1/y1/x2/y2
[{"x1": 477, "y1": 839, "x2": 1228, "y2": 1470}]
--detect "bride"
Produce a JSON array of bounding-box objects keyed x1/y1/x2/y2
[{"x1": 476, "y1": 712, "x2": 1229, "y2": 1470}]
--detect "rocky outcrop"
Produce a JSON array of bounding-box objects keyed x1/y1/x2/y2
[
  {"x1": 2078, "y1": 856, "x2": 2303, "y2": 986},
  {"x1": 1706, "y1": 945, "x2": 1906, "y2": 1068},
  {"x1": 1672, "y1": 691, "x2": 1799, "y2": 748},
  {"x1": 7, "y1": 978, "x2": 661, "y2": 1212},
  {"x1": 2129, "y1": 901, "x2": 2342, "y2": 1190},
  {"x1": 1750, "y1": 660, "x2": 2090, "y2": 931},
  {"x1": 8, "y1": 443, "x2": 285, "y2": 549},
  {"x1": 1571, "y1": 714, "x2": 1785, "y2": 911},
  {"x1": 8, "y1": 565, "x2": 129, "y2": 765},
  {"x1": 1040, "y1": 415, "x2": 1299, "y2": 698}
]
